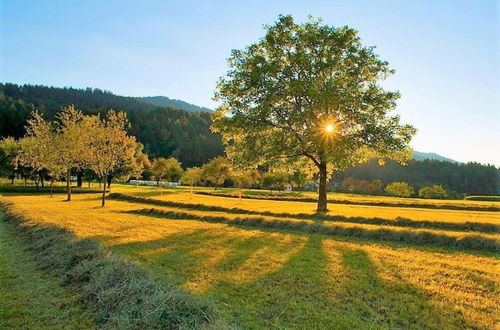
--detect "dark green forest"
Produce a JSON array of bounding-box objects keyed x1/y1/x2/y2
[
  {"x1": 335, "y1": 159, "x2": 499, "y2": 196},
  {"x1": 0, "y1": 83, "x2": 223, "y2": 167},
  {"x1": 1, "y1": 83, "x2": 498, "y2": 195}
]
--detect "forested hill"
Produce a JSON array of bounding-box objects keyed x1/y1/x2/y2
[
  {"x1": 412, "y1": 151, "x2": 458, "y2": 163},
  {"x1": 336, "y1": 158, "x2": 499, "y2": 196},
  {"x1": 0, "y1": 83, "x2": 223, "y2": 167},
  {"x1": 140, "y1": 96, "x2": 212, "y2": 113}
]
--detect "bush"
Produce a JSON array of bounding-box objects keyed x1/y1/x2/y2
[
  {"x1": 419, "y1": 185, "x2": 448, "y2": 199},
  {"x1": 341, "y1": 177, "x2": 383, "y2": 195},
  {"x1": 385, "y1": 182, "x2": 414, "y2": 197}
]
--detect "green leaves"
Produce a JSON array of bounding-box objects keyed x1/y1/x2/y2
[{"x1": 213, "y1": 15, "x2": 415, "y2": 173}]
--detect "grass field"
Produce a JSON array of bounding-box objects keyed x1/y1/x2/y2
[
  {"x1": 208, "y1": 187, "x2": 500, "y2": 206},
  {"x1": 1, "y1": 184, "x2": 499, "y2": 329},
  {"x1": 0, "y1": 214, "x2": 95, "y2": 329}
]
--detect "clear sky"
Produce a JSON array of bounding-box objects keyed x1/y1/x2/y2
[{"x1": 1, "y1": 0, "x2": 498, "y2": 165}]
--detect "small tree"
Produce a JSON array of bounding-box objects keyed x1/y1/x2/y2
[
  {"x1": 247, "y1": 169, "x2": 262, "y2": 188},
  {"x1": 151, "y1": 157, "x2": 183, "y2": 186},
  {"x1": 17, "y1": 112, "x2": 65, "y2": 194},
  {"x1": 368, "y1": 179, "x2": 383, "y2": 195},
  {"x1": 290, "y1": 170, "x2": 313, "y2": 190},
  {"x1": 55, "y1": 106, "x2": 92, "y2": 201},
  {"x1": 109, "y1": 142, "x2": 151, "y2": 188},
  {"x1": 131, "y1": 143, "x2": 151, "y2": 183},
  {"x1": 0, "y1": 137, "x2": 20, "y2": 183},
  {"x1": 181, "y1": 167, "x2": 203, "y2": 193},
  {"x1": 419, "y1": 185, "x2": 448, "y2": 199},
  {"x1": 385, "y1": 181, "x2": 414, "y2": 198},
  {"x1": 88, "y1": 110, "x2": 136, "y2": 207},
  {"x1": 262, "y1": 172, "x2": 289, "y2": 191},
  {"x1": 201, "y1": 156, "x2": 231, "y2": 189},
  {"x1": 16, "y1": 136, "x2": 45, "y2": 187}
]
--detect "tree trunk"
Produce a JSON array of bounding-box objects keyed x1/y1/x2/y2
[
  {"x1": 50, "y1": 178, "x2": 54, "y2": 198},
  {"x1": 317, "y1": 163, "x2": 328, "y2": 212},
  {"x1": 40, "y1": 174, "x2": 44, "y2": 188},
  {"x1": 101, "y1": 173, "x2": 107, "y2": 207},
  {"x1": 107, "y1": 175, "x2": 112, "y2": 192},
  {"x1": 77, "y1": 170, "x2": 83, "y2": 187},
  {"x1": 10, "y1": 176, "x2": 14, "y2": 184},
  {"x1": 66, "y1": 169, "x2": 72, "y2": 201}
]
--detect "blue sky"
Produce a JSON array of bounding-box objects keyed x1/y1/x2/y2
[{"x1": 1, "y1": 0, "x2": 498, "y2": 165}]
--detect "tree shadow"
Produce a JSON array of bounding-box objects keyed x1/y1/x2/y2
[
  {"x1": 332, "y1": 246, "x2": 474, "y2": 329},
  {"x1": 88, "y1": 215, "x2": 481, "y2": 328},
  {"x1": 201, "y1": 235, "x2": 475, "y2": 329},
  {"x1": 102, "y1": 227, "x2": 300, "y2": 293}
]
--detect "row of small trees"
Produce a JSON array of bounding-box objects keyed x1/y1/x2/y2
[
  {"x1": 0, "y1": 106, "x2": 312, "y2": 204},
  {"x1": 340, "y1": 177, "x2": 449, "y2": 199},
  {"x1": 385, "y1": 182, "x2": 448, "y2": 199},
  {"x1": 0, "y1": 106, "x2": 148, "y2": 206},
  {"x1": 150, "y1": 155, "x2": 312, "y2": 192}
]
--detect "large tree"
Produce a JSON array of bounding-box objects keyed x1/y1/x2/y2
[{"x1": 212, "y1": 15, "x2": 416, "y2": 211}]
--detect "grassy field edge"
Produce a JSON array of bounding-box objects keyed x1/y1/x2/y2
[
  {"x1": 0, "y1": 213, "x2": 95, "y2": 329},
  {"x1": 0, "y1": 198, "x2": 219, "y2": 329}
]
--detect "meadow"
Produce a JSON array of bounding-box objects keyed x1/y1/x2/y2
[{"x1": 0, "y1": 183, "x2": 498, "y2": 329}]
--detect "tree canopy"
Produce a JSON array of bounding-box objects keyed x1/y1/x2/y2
[{"x1": 213, "y1": 15, "x2": 415, "y2": 211}]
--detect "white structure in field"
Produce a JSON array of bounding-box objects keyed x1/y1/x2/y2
[
  {"x1": 129, "y1": 180, "x2": 180, "y2": 187},
  {"x1": 284, "y1": 183, "x2": 293, "y2": 191}
]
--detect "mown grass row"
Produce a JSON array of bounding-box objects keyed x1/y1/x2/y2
[
  {"x1": 126, "y1": 208, "x2": 499, "y2": 253},
  {"x1": 0, "y1": 200, "x2": 217, "y2": 329},
  {"x1": 109, "y1": 193, "x2": 499, "y2": 234},
  {"x1": 194, "y1": 191, "x2": 500, "y2": 212},
  {"x1": 465, "y1": 195, "x2": 500, "y2": 202}
]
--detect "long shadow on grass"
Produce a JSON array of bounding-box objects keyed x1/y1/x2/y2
[
  {"x1": 201, "y1": 236, "x2": 473, "y2": 329},
  {"x1": 109, "y1": 193, "x2": 499, "y2": 234},
  {"x1": 333, "y1": 247, "x2": 474, "y2": 329},
  {"x1": 103, "y1": 227, "x2": 292, "y2": 293},
  {"x1": 120, "y1": 208, "x2": 499, "y2": 255}
]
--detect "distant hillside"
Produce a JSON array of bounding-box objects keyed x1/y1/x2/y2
[
  {"x1": 140, "y1": 96, "x2": 212, "y2": 113},
  {"x1": 412, "y1": 151, "x2": 458, "y2": 163}
]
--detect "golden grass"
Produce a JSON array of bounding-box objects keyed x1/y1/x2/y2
[
  {"x1": 135, "y1": 189, "x2": 500, "y2": 224},
  {"x1": 2, "y1": 187, "x2": 499, "y2": 328}
]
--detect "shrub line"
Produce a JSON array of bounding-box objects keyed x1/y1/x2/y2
[
  {"x1": 109, "y1": 193, "x2": 499, "y2": 234},
  {"x1": 0, "y1": 199, "x2": 217, "y2": 329},
  {"x1": 194, "y1": 191, "x2": 500, "y2": 212}
]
